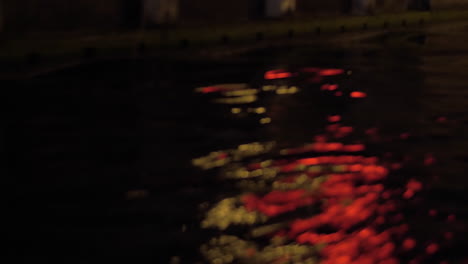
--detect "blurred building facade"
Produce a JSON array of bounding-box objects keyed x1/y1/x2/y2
[
  {"x1": 143, "y1": 0, "x2": 178, "y2": 26},
  {"x1": 431, "y1": 0, "x2": 468, "y2": 9},
  {"x1": 178, "y1": 0, "x2": 250, "y2": 23},
  {"x1": 1, "y1": 0, "x2": 127, "y2": 31},
  {"x1": 0, "y1": 0, "x2": 468, "y2": 32},
  {"x1": 296, "y1": 0, "x2": 350, "y2": 16},
  {"x1": 348, "y1": 0, "x2": 411, "y2": 15},
  {"x1": 0, "y1": 1, "x2": 3, "y2": 32},
  {"x1": 265, "y1": 0, "x2": 297, "y2": 17}
]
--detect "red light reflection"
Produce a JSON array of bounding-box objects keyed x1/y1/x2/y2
[
  {"x1": 426, "y1": 243, "x2": 439, "y2": 254},
  {"x1": 307, "y1": 76, "x2": 323, "y2": 83},
  {"x1": 321, "y1": 84, "x2": 339, "y2": 91},
  {"x1": 200, "y1": 103, "x2": 450, "y2": 264},
  {"x1": 328, "y1": 115, "x2": 341, "y2": 122},
  {"x1": 350, "y1": 91, "x2": 368, "y2": 98},
  {"x1": 200, "y1": 86, "x2": 223, "y2": 93},
  {"x1": 265, "y1": 69, "x2": 293, "y2": 80},
  {"x1": 403, "y1": 238, "x2": 416, "y2": 250},
  {"x1": 319, "y1": 69, "x2": 345, "y2": 76}
]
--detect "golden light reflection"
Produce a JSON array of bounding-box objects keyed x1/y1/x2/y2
[
  {"x1": 253, "y1": 107, "x2": 266, "y2": 114},
  {"x1": 201, "y1": 235, "x2": 318, "y2": 264},
  {"x1": 214, "y1": 95, "x2": 257, "y2": 104},
  {"x1": 262, "y1": 85, "x2": 277, "y2": 91},
  {"x1": 201, "y1": 198, "x2": 268, "y2": 230},
  {"x1": 260, "y1": 117, "x2": 272, "y2": 124},
  {"x1": 192, "y1": 142, "x2": 276, "y2": 170},
  {"x1": 276, "y1": 86, "x2": 299, "y2": 95},
  {"x1": 224, "y1": 89, "x2": 258, "y2": 97},
  {"x1": 231, "y1": 108, "x2": 242, "y2": 114}
]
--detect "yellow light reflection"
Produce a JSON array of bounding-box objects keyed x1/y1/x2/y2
[
  {"x1": 260, "y1": 117, "x2": 272, "y2": 124},
  {"x1": 214, "y1": 95, "x2": 257, "y2": 104},
  {"x1": 192, "y1": 142, "x2": 276, "y2": 170},
  {"x1": 224, "y1": 89, "x2": 258, "y2": 97},
  {"x1": 276, "y1": 86, "x2": 299, "y2": 95},
  {"x1": 248, "y1": 107, "x2": 266, "y2": 114},
  {"x1": 201, "y1": 198, "x2": 268, "y2": 230},
  {"x1": 262, "y1": 85, "x2": 277, "y2": 91}
]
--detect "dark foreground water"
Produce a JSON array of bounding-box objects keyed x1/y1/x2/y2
[{"x1": 4, "y1": 26, "x2": 468, "y2": 264}]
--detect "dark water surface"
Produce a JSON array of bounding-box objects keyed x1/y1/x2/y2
[{"x1": 5, "y1": 28, "x2": 468, "y2": 263}]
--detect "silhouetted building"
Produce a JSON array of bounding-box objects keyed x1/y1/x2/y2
[
  {"x1": 0, "y1": 0, "x2": 179, "y2": 31},
  {"x1": 0, "y1": 0, "x2": 4, "y2": 32},
  {"x1": 2, "y1": 0, "x2": 468, "y2": 33},
  {"x1": 2, "y1": 0, "x2": 125, "y2": 31},
  {"x1": 351, "y1": 0, "x2": 376, "y2": 15},
  {"x1": 178, "y1": 0, "x2": 250, "y2": 23},
  {"x1": 349, "y1": 0, "x2": 410, "y2": 15},
  {"x1": 375, "y1": 0, "x2": 411, "y2": 13},
  {"x1": 409, "y1": 0, "x2": 431, "y2": 10},
  {"x1": 249, "y1": 0, "x2": 266, "y2": 19},
  {"x1": 143, "y1": 0, "x2": 178, "y2": 26},
  {"x1": 297, "y1": 0, "x2": 350, "y2": 16},
  {"x1": 265, "y1": 0, "x2": 296, "y2": 17},
  {"x1": 432, "y1": 0, "x2": 468, "y2": 9}
]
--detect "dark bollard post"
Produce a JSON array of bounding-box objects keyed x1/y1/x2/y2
[
  {"x1": 362, "y1": 23, "x2": 368, "y2": 30},
  {"x1": 137, "y1": 42, "x2": 147, "y2": 54},
  {"x1": 221, "y1": 34, "x2": 230, "y2": 45},
  {"x1": 180, "y1": 39, "x2": 189, "y2": 49},
  {"x1": 256, "y1": 32, "x2": 264, "y2": 41},
  {"x1": 161, "y1": 26, "x2": 169, "y2": 44},
  {"x1": 383, "y1": 21, "x2": 389, "y2": 29},
  {"x1": 287, "y1": 29, "x2": 294, "y2": 39},
  {"x1": 340, "y1": 25, "x2": 346, "y2": 33},
  {"x1": 315, "y1": 27, "x2": 321, "y2": 35},
  {"x1": 26, "y1": 52, "x2": 41, "y2": 65},
  {"x1": 419, "y1": 18, "x2": 425, "y2": 26},
  {"x1": 402, "y1": 20, "x2": 407, "y2": 27},
  {"x1": 83, "y1": 47, "x2": 97, "y2": 59}
]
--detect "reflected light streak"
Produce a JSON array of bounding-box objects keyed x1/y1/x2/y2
[
  {"x1": 197, "y1": 67, "x2": 451, "y2": 264},
  {"x1": 214, "y1": 95, "x2": 257, "y2": 104},
  {"x1": 200, "y1": 86, "x2": 223, "y2": 93},
  {"x1": 276, "y1": 86, "x2": 299, "y2": 94},
  {"x1": 321, "y1": 84, "x2": 339, "y2": 91},
  {"x1": 264, "y1": 69, "x2": 293, "y2": 80},
  {"x1": 319, "y1": 69, "x2": 345, "y2": 76},
  {"x1": 196, "y1": 83, "x2": 250, "y2": 94},
  {"x1": 328, "y1": 115, "x2": 341, "y2": 122},
  {"x1": 224, "y1": 89, "x2": 258, "y2": 97},
  {"x1": 260, "y1": 117, "x2": 272, "y2": 124},
  {"x1": 426, "y1": 243, "x2": 439, "y2": 254},
  {"x1": 350, "y1": 91, "x2": 368, "y2": 98},
  {"x1": 307, "y1": 76, "x2": 323, "y2": 83}
]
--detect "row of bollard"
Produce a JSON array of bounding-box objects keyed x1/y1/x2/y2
[
  {"x1": 176, "y1": 18, "x2": 425, "y2": 49},
  {"x1": 25, "y1": 18, "x2": 426, "y2": 65}
]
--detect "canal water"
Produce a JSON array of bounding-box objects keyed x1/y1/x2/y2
[{"x1": 5, "y1": 24, "x2": 468, "y2": 263}]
